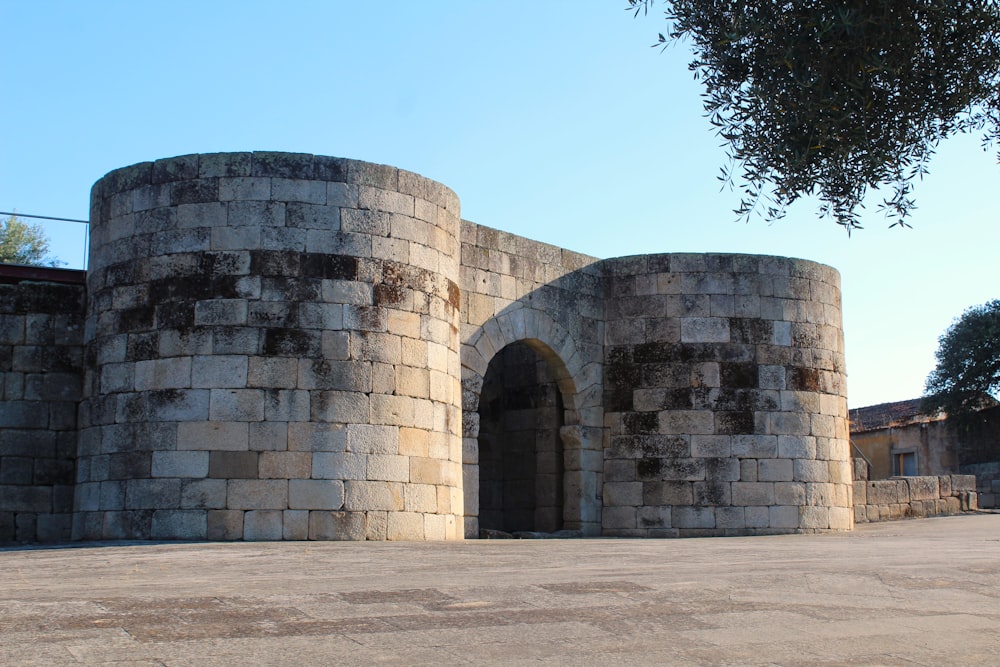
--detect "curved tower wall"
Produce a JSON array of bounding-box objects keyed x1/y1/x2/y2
[
  {"x1": 75, "y1": 152, "x2": 463, "y2": 541},
  {"x1": 602, "y1": 253, "x2": 851, "y2": 535}
]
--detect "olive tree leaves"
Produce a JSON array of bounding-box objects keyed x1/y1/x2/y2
[{"x1": 630, "y1": 1, "x2": 1000, "y2": 232}]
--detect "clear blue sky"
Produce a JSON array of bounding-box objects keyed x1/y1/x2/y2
[{"x1": 2, "y1": 1, "x2": 997, "y2": 408}]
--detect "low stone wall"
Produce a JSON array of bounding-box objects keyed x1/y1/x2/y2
[{"x1": 853, "y1": 471, "x2": 978, "y2": 524}]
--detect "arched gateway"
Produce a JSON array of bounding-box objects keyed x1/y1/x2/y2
[{"x1": 68, "y1": 152, "x2": 851, "y2": 540}]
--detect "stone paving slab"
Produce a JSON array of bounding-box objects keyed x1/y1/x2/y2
[{"x1": 2, "y1": 513, "x2": 999, "y2": 665}]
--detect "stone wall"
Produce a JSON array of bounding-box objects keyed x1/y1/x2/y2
[
  {"x1": 601, "y1": 254, "x2": 852, "y2": 536},
  {"x1": 459, "y1": 221, "x2": 605, "y2": 537},
  {"x1": 852, "y1": 459, "x2": 978, "y2": 523},
  {"x1": 0, "y1": 152, "x2": 865, "y2": 541},
  {"x1": 0, "y1": 271, "x2": 85, "y2": 543},
  {"x1": 75, "y1": 152, "x2": 464, "y2": 541}
]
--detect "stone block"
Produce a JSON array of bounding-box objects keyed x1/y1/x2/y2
[
  {"x1": 387, "y1": 512, "x2": 425, "y2": 540},
  {"x1": 410, "y1": 457, "x2": 454, "y2": 486},
  {"x1": 191, "y1": 355, "x2": 249, "y2": 388},
  {"x1": 288, "y1": 422, "x2": 346, "y2": 452},
  {"x1": 210, "y1": 389, "x2": 265, "y2": 422},
  {"x1": 758, "y1": 459, "x2": 793, "y2": 482},
  {"x1": 852, "y1": 480, "x2": 867, "y2": 505},
  {"x1": 672, "y1": 506, "x2": 716, "y2": 529},
  {"x1": 209, "y1": 451, "x2": 259, "y2": 479},
  {"x1": 249, "y1": 422, "x2": 289, "y2": 452},
  {"x1": 693, "y1": 480, "x2": 731, "y2": 506},
  {"x1": 636, "y1": 505, "x2": 671, "y2": 529},
  {"x1": 177, "y1": 421, "x2": 249, "y2": 451},
  {"x1": 289, "y1": 479, "x2": 344, "y2": 510},
  {"x1": 263, "y1": 390, "x2": 309, "y2": 423},
  {"x1": 309, "y1": 510, "x2": 365, "y2": 540},
  {"x1": 951, "y1": 475, "x2": 976, "y2": 493},
  {"x1": 259, "y1": 451, "x2": 311, "y2": 479},
  {"x1": 691, "y1": 435, "x2": 732, "y2": 458},
  {"x1": 732, "y1": 435, "x2": 777, "y2": 459},
  {"x1": 244, "y1": 510, "x2": 283, "y2": 540},
  {"x1": 150, "y1": 451, "x2": 209, "y2": 479},
  {"x1": 745, "y1": 505, "x2": 770, "y2": 528},
  {"x1": 313, "y1": 452, "x2": 367, "y2": 480},
  {"x1": 777, "y1": 435, "x2": 817, "y2": 459},
  {"x1": 732, "y1": 482, "x2": 774, "y2": 506},
  {"x1": 367, "y1": 454, "x2": 410, "y2": 482},
  {"x1": 423, "y1": 513, "x2": 447, "y2": 540},
  {"x1": 794, "y1": 459, "x2": 829, "y2": 483},
  {"x1": 680, "y1": 317, "x2": 730, "y2": 343},
  {"x1": 601, "y1": 505, "x2": 637, "y2": 530},
  {"x1": 800, "y1": 506, "x2": 830, "y2": 529},
  {"x1": 151, "y1": 510, "x2": 207, "y2": 539},
  {"x1": 125, "y1": 479, "x2": 181, "y2": 510},
  {"x1": 346, "y1": 424, "x2": 399, "y2": 455},
  {"x1": 764, "y1": 505, "x2": 798, "y2": 529},
  {"x1": 180, "y1": 479, "x2": 227, "y2": 509},
  {"x1": 311, "y1": 391, "x2": 369, "y2": 424},
  {"x1": 867, "y1": 481, "x2": 896, "y2": 506},
  {"x1": 938, "y1": 476, "x2": 952, "y2": 497},
  {"x1": 739, "y1": 459, "x2": 757, "y2": 482},
  {"x1": 906, "y1": 476, "x2": 939, "y2": 501},
  {"x1": 283, "y1": 510, "x2": 309, "y2": 540},
  {"x1": 805, "y1": 482, "x2": 835, "y2": 507},
  {"x1": 715, "y1": 506, "x2": 746, "y2": 529},
  {"x1": 769, "y1": 412, "x2": 811, "y2": 436},
  {"x1": 247, "y1": 357, "x2": 298, "y2": 389},
  {"x1": 774, "y1": 481, "x2": 806, "y2": 506},
  {"x1": 604, "y1": 481, "x2": 643, "y2": 507},
  {"x1": 344, "y1": 480, "x2": 403, "y2": 512},
  {"x1": 227, "y1": 479, "x2": 287, "y2": 510},
  {"x1": 658, "y1": 410, "x2": 715, "y2": 435},
  {"x1": 404, "y1": 484, "x2": 439, "y2": 513}
]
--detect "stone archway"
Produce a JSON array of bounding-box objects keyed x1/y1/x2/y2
[
  {"x1": 461, "y1": 308, "x2": 603, "y2": 538},
  {"x1": 478, "y1": 341, "x2": 565, "y2": 533}
]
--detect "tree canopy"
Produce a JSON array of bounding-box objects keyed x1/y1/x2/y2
[
  {"x1": 923, "y1": 299, "x2": 1000, "y2": 417},
  {"x1": 0, "y1": 214, "x2": 62, "y2": 267},
  {"x1": 629, "y1": 0, "x2": 1000, "y2": 232}
]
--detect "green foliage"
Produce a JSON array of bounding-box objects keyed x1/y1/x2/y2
[
  {"x1": 0, "y1": 215, "x2": 62, "y2": 267},
  {"x1": 630, "y1": 0, "x2": 1000, "y2": 232},
  {"x1": 923, "y1": 300, "x2": 1000, "y2": 417}
]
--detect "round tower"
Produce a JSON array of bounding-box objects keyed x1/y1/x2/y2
[{"x1": 75, "y1": 152, "x2": 463, "y2": 540}]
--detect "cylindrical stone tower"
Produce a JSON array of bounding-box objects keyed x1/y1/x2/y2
[
  {"x1": 601, "y1": 253, "x2": 852, "y2": 536},
  {"x1": 75, "y1": 152, "x2": 464, "y2": 541}
]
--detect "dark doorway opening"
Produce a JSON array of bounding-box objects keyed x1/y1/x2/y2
[{"x1": 478, "y1": 341, "x2": 564, "y2": 533}]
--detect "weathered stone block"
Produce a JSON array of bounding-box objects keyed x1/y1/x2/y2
[
  {"x1": 758, "y1": 459, "x2": 793, "y2": 482},
  {"x1": 344, "y1": 480, "x2": 403, "y2": 512},
  {"x1": 732, "y1": 482, "x2": 774, "y2": 506},
  {"x1": 151, "y1": 451, "x2": 209, "y2": 478},
  {"x1": 244, "y1": 510, "x2": 283, "y2": 540},
  {"x1": 309, "y1": 510, "x2": 365, "y2": 540},
  {"x1": 227, "y1": 479, "x2": 287, "y2": 510},
  {"x1": 387, "y1": 511, "x2": 425, "y2": 540},
  {"x1": 151, "y1": 509, "x2": 206, "y2": 539},
  {"x1": 906, "y1": 476, "x2": 939, "y2": 502},
  {"x1": 177, "y1": 421, "x2": 249, "y2": 451},
  {"x1": 209, "y1": 451, "x2": 259, "y2": 479},
  {"x1": 604, "y1": 481, "x2": 643, "y2": 507},
  {"x1": 768, "y1": 505, "x2": 799, "y2": 529},
  {"x1": 672, "y1": 506, "x2": 715, "y2": 529},
  {"x1": 288, "y1": 479, "x2": 344, "y2": 510},
  {"x1": 259, "y1": 451, "x2": 311, "y2": 479},
  {"x1": 180, "y1": 479, "x2": 227, "y2": 509}
]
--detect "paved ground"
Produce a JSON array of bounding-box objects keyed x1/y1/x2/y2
[{"x1": 2, "y1": 513, "x2": 999, "y2": 666}]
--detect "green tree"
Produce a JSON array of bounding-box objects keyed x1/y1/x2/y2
[
  {"x1": 0, "y1": 214, "x2": 62, "y2": 266},
  {"x1": 923, "y1": 300, "x2": 1000, "y2": 418},
  {"x1": 629, "y1": 0, "x2": 1000, "y2": 232}
]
